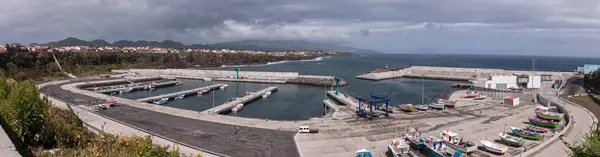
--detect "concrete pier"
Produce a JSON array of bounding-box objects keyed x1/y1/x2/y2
[
  {"x1": 96, "y1": 80, "x2": 182, "y2": 94},
  {"x1": 326, "y1": 91, "x2": 359, "y2": 108},
  {"x1": 78, "y1": 76, "x2": 163, "y2": 89},
  {"x1": 136, "y1": 84, "x2": 225, "y2": 103},
  {"x1": 357, "y1": 66, "x2": 572, "y2": 81},
  {"x1": 203, "y1": 86, "x2": 278, "y2": 114}
]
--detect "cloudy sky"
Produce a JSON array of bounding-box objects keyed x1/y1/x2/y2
[{"x1": 1, "y1": 0, "x2": 599, "y2": 56}]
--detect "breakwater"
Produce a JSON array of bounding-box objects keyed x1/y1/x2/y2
[
  {"x1": 112, "y1": 69, "x2": 347, "y2": 87},
  {"x1": 357, "y1": 66, "x2": 572, "y2": 81}
]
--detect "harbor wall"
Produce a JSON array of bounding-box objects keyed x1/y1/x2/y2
[
  {"x1": 115, "y1": 69, "x2": 299, "y2": 80},
  {"x1": 357, "y1": 66, "x2": 573, "y2": 81}
]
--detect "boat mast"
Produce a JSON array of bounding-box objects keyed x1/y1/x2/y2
[{"x1": 421, "y1": 75, "x2": 424, "y2": 105}]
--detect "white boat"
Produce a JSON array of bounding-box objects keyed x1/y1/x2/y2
[
  {"x1": 220, "y1": 84, "x2": 228, "y2": 90},
  {"x1": 231, "y1": 103, "x2": 244, "y2": 112},
  {"x1": 174, "y1": 94, "x2": 185, "y2": 100},
  {"x1": 474, "y1": 94, "x2": 487, "y2": 100},
  {"x1": 388, "y1": 138, "x2": 418, "y2": 157},
  {"x1": 123, "y1": 88, "x2": 133, "y2": 93},
  {"x1": 428, "y1": 103, "x2": 445, "y2": 110},
  {"x1": 262, "y1": 91, "x2": 272, "y2": 98},
  {"x1": 197, "y1": 88, "x2": 210, "y2": 95},
  {"x1": 153, "y1": 98, "x2": 169, "y2": 105},
  {"x1": 480, "y1": 140, "x2": 508, "y2": 154},
  {"x1": 440, "y1": 129, "x2": 478, "y2": 153}
]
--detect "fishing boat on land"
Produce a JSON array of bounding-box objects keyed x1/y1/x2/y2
[
  {"x1": 480, "y1": 140, "x2": 508, "y2": 154},
  {"x1": 535, "y1": 111, "x2": 564, "y2": 120},
  {"x1": 415, "y1": 104, "x2": 429, "y2": 111},
  {"x1": 511, "y1": 126, "x2": 543, "y2": 140},
  {"x1": 231, "y1": 103, "x2": 244, "y2": 112},
  {"x1": 473, "y1": 94, "x2": 487, "y2": 100},
  {"x1": 528, "y1": 115, "x2": 560, "y2": 128},
  {"x1": 388, "y1": 138, "x2": 418, "y2": 157},
  {"x1": 439, "y1": 99, "x2": 456, "y2": 108},
  {"x1": 174, "y1": 94, "x2": 185, "y2": 100},
  {"x1": 464, "y1": 91, "x2": 479, "y2": 98},
  {"x1": 153, "y1": 98, "x2": 169, "y2": 105},
  {"x1": 262, "y1": 91, "x2": 272, "y2": 98},
  {"x1": 356, "y1": 149, "x2": 373, "y2": 157},
  {"x1": 440, "y1": 129, "x2": 478, "y2": 153},
  {"x1": 535, "y1": 105, "x2": 556, "y2": 112},
  {"x1": 220, "y1": 84, "x2": 228, "y2": 90},
  {"x1": 526, "y1": 124, "x2": 549, "y2": 133},
  {"x1": 429, "y1": 103, "x2": 445, "y2": 110},
  {"x1": 400, "y1": 104, "x2": 414, "y2": 112},
  {"x1": 499, "y1": 132, "x2": 525, "y2": 146}
]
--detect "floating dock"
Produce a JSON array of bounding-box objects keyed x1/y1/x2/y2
[
  {"x1": 96, "y1": 80, "x2": 182, "y2": 94},
  {"x1": 203, "y1": 86, "x2": 278, "y2": 114},
  {"x1": 136, "y1": 84, "x2": 225, "y2": 102}
]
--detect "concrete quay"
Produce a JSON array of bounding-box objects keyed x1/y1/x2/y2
[
  {"x1": 113, "y1": 69, "x2": 346, "y2": 87},
  {"x1": 203, "y1": 86, "x2": 278, "y2": 114},
  {"x1": 136, "y1": 84, "x2": 225, "y2": 103},
  {"x1": 77, "y1": 76, "x2": 163, "y2": 89},
  {"x1": 95, "y1": 80, "x2": 181, "y2": 94},
  {"x1": 357, "y1": 66, "x2": 573, "y2": 81}
]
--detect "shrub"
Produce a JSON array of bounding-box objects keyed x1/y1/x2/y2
[{"x1": 570, "y1": 131, "x2": 600, "y2": 157}]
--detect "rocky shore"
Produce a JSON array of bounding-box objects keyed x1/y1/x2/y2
[{"x1": 287, "y1": 75, "x2": 348, "y2": 87}]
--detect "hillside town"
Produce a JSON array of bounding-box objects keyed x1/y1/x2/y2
[{"x1": 0, "y1": 43, "x2": 349, "y2": 56}]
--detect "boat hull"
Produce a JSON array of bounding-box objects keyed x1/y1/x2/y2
[
  {"x1": 443, "y1": 141, "x2": 477, "y2": 153},
  {"x1": 511, "y1": 127, "x2": 543, "y2": 141},
  {"x1": 528, "y1": 116, "x2": 560, "y2": 128},
  {"x1": 481, "y1": 140, "x2": 507, "y2": 154},
  {"x1": 536, "y1": 112, "x2": 564, "y2": 121},
  {"x1": 499, "y1": 133, "x2": 524, "y2": 146}
]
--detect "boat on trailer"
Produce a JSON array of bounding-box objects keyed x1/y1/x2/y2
[
  {"x1": 511, "y1": 126, "x2": 543, "y2": 141},
  {"x1": 480, "y1": 140, "x2": 508, "y2": 154},
  {"x1": 528, "y1": 115, "x2": 560, "y2": 128},
  {"x1": 499, "y1": 132, "x2": 525, "y2": 146},
  {"x1": 153, "y1": 98, "x2": 169, "y2": 105}
]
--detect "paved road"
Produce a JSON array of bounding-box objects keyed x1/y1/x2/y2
[{"x1": 42, "y1": 79, "x2": 299, "y2": 157}]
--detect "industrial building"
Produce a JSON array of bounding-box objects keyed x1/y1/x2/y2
[{"x1": 484, "y1": 74, "x2": 541, "y2": 89}]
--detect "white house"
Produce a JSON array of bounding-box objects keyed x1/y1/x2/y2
[{"x1": 485, "y1": 75, "x2": 541, "y2": 89}]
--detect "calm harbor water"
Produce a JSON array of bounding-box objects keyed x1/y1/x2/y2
[{"x1": 117, "y1": 54, "x2": 600, "y2": 120}]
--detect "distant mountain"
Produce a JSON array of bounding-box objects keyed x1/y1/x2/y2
[
  {"x1": 196, "y1": 40, "x2": 382, "y2": 54},
  {"x1": 45, "y1": 37, "x2": 382, "y2": 54}
]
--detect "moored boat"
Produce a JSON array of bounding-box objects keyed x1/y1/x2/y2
[
  {"x1": 220, "y1": 84, "x2": 228, "y2": 90},
  {"x1": 499, "y1": 132, "x2": 525, "y2": 146},
  {"x1": 415, "y1": 104, "x2": 429, "y2": 111},
  {"x1": 400, "y1": 104, "x2": 414, "y2": 112},
  {"x1": 262, "y1": 91, "x2": 272, "y2": 98},
  {"x1": 123, "y1": 88, "x2": 133, "y2": 93},
  {"x1": 480, "y1": 140, "x2": 508, "y2": 154},
  {"x1": 174, "y1": 94, "x2": 185, "y2": 100},
  {"x1": 153, "y1": 98, "x2": 169, "y2": 105},
  {"x1": 231, "y1": 103, "x2": 244, "y2": 112},
  {"x1": 388, "y1": 138, "x2": 418, "y2": 157},
  {"x1": 439, "y1": 129, "x2": 478, "y2": 153},
  {"x1": 528, "y1": 115, "x2": 560, "y2": 128},
  {"x1": 535, "y1": 111, "x2": 564, "y2": 121},
  {"x1": 525, "y1": 124, "x2": 548, "y2": 133},
  {"x1": 197, "y1": 88, "x2": 210, "y2": 95},
  {"x1": 429, "y1": 103, "x2": 445, "y2": 110},
  {"x1": 511, "y1": 126, "x2": 543, "y2": 141}
]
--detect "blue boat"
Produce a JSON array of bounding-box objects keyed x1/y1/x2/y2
[
  {"x1": 174, "y1": 94, "x2": 185, "y2": 100},
  {"x1": 153, "y1": 98, "x2": 169, "y2": 105}
]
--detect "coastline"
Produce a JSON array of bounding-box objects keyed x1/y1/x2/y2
[{"x1": 219, "y1": 56, "x2": 330, "y2": 68}]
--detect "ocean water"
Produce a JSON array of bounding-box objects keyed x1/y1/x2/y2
[{"x1": 117, "y1": 54, "x2": 600, "y2": 120}]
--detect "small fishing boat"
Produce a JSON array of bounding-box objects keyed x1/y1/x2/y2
[
  {"x1": 473, "y1": 94, "x2": 487, "y2": 100},
  {"x1": 197, "y1": 88, "x2": 210, "y2": 95},
  {"x1": 388, "y1": 138, "x2": 418, "y2": 157},
  {"x1": 153, "y1": 98, "x2": 169, "y2": 105},
  {"x1": 231, "y1": 103, "x2": 244, "y2": 112},
  {"x1": 439, "y1": 99, "x2": 456, "y2": 108},
  {"x1": 535, "y1": 111, "x2": 564, "y2": 121},
  {"x1": 464, "y1": 91, "x2": 479, "y2": 98},
  {"x1": 262, "y1": 91, "x2": 272, "y2": 98},
  {"x1": 480, "y1": 140, "x2": 508, "y2": 154},
  {"x1": 511, "y1": 126, "x2": 543, "y2": 140},
  {"x1": 535, "y1": 105, "x2": 556, "y2": 112},
  {"x1": 440, "y1": 129, "x2": 478, "y2": 153},
  {"x1": 415, "y1": 104, "x2": 429, "y2": 111},
  {"x1": 174, "y1": 94, "x2": 185, "y2": 100},
  {"x1": 429, "y1": 103, "x2": 445, "y2": 110},
  {"x1": 526, "y1": 124, "x2": 549, "y2": 133},
  {"x1": 175, "y1": 82, "x2": 183, "y2": 85},
  {"x1": 123, "y1": 88, "x2": 133, "y2": 93},
  {"x1": 356, "y1": 149, "x2": 373, "y2": 157},
  {"x1": 499, "y1": 132, "x2": 525, "y2": 146},
  {"x1": 220, "y1": 84, "x2": 228, "y2": 90},
  {"x1": 400, "y1": 104, "x2": 414, "y2": 112},
  {"x1": 528, "y1": 116, "x2": 560, "y2": 128}
]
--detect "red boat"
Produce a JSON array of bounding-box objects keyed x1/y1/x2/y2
[{"x1": 525, "y1": 124, "x2": 548, "y2": 133}]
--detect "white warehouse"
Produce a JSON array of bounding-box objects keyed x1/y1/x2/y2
[{"x1": 485, "y1": 75, "x2": 541, "y2": 89}]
